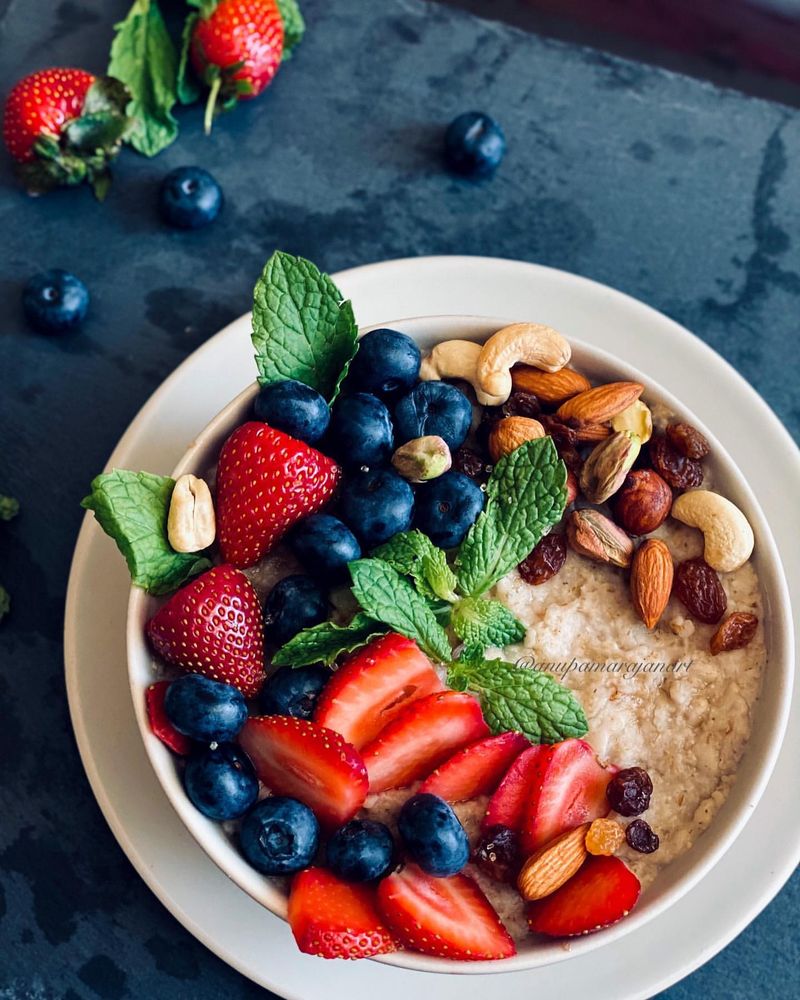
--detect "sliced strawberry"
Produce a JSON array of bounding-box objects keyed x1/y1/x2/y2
[
  {"x1": 145, "y1": 564, "x2": 266, "y2": 698},
  {"x1": 289, "y1": 868, "x2": 396, "y2": 959},
  {"x1": 145, "y1": 681, "x2": 193, "y2": 755},
  {"x1": 527, "y1": 855, "x2": 641, "y2": 937},
  {"x1": 313, "y1": 633, "x2": 444, "y2": 750},
  {"x1": 239, "y1": 716, "x2": 367, "y2": 829},
  {"x1": 215, "y1": 421, "x2": 341, "y2": 568},
  {"x1": 419, "y1": 731, "x2": 531, "y2": 802},
  {"x1": 481, "y1": 744, "x2": 548, "y2": 833},
  {"x1": 378, "y1": 864, "x2": 516, "y2": 961},
  {"x1": 520, "y1": 739, "x2": 618, "y2": 854},
  {"x1": 362, "y1": 691, "x2": 490, "y2": 794}
]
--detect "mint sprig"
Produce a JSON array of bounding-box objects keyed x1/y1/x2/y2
[
  {"x1": 272, "y1": 613, "x2": 386, "y2": 668},
  {"x1": 276, "y1": 0, "x2": 306, "y2": 59},
  {"x1": 373, "y1": 530, "x2": 458, "y2": 603},
  {"x1": 451, "y1": 597, "x2": 526, "y2": 661}
]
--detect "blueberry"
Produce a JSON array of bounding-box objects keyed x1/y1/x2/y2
[
  {"x1": 338, "y1": 468, "x2": 414, "y2": 548},
  {"x1": 394, "y1": 382, "x2": 472, "y2": 452},
  {"x1": 158, "y1": 166, "x2": 222, "y2": 229},
  {"x1": 253, "y1": 380, "x2": 330, "y2": 444},
  {"x1": 260, "y1": 665, "x2": 330, "y2": 719},
  {"x1": 398, "y1": 793, "x2": 469, "y2": 877},
  {"x1": 263, "y1": 575, "x2": 329, "y2": 646},
  {"x1": 183, "y1": 743, "x2": 258, "y2": 820},
  {"x1": 329, "y1": 393, "x2": 394, "y2": 468},
  {"x1": 290, "y1": 513, "x2": 361, "y2": 581},
  {"x1": 326, "y1": 819, "x2": 395, "y2": 882},
  {"x1": 22, "y1": 269, "x2": 89, "y2": 334},
  {"x1": 164, "y1": 674, "x2": 247, "y2": 742},
  {"x1": 413, "y1": 471, "x2": 485, "y2": 549},
  {"x1": 444, "y1": 111, "x2": 506, "y2": 178},
  {"x1": 347, "y1": 328, "x2": 421, "y2": 397},
  {"x1": 239, "y1": 796, "x2": 320, "y2": 875}
]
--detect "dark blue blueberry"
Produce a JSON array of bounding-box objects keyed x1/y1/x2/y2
[
  {"x1": 326, "y1": 819, "x2": 395, "y2": 882},
  {"x1": 444, "y1": 111, "x2": 506, "y2": 178},
  {"x1": 263, "y1": 575, "x2": 329, "y2": 646},
  {"x1": 290, "y1": 513, "x2": 361, "y2": 581},
  {"x1": 347, "y1": 328, "x2": 421, "y2": 397},
  {"x1": 259, "y1": 665, "x2": 330, "y2": 719},
  {"x1": 183, "y1": 743, "x2": 258, "y2": 821},
  {"x1": 398, "y1": 793, "x2": 469, "y2": 877},
  {"x1": 329, "y1": 393, "x2": 394, "y2": 468},
  {"x1": 239, "y1": 796, "x2": 320, "y2": 875},
  {"x1": 22, "y1": 269, "x2": 89, "y2": 334},
  {"x1": 164, "y1": 674, "x2": 247, "y2": 743},
  {"x1": 338, "y1": 468, "x2": 414, "y2": 548},
  {"x1": 394, "y1": 382, "x2": 472, "y2": 452},
  {"x1": 158, "y1": 166, "x2": 222, "y2": 228},
  {"x1": 253, "y1": 380, "x2": 330, "y2": 444},
  {"x1": 413, "y1": 471, "x2": 485, "y2": 549}
]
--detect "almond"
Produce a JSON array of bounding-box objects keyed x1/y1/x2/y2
[
  {"x1": 489, "y1": 416, "x2": 545, "y2": 462},
  {"x1": 511, "y1": 365, "x2": 591, "y2": 404},
  {"x1": 631, "y1": 538, "x2": 673, "y2": 629},
  {"x1": 517, "y1": 823, "x2": 590, "y2": 901},
  {"x1": 569, "y1": 420, "x2": 612, "y2": 443},
  {"x1": 556, "y1": 381, "x2": 644, "y2": 424}
]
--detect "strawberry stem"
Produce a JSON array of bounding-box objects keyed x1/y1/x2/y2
[{"x1": 203, "y1": 75, "x2": 222, "y2": 135}]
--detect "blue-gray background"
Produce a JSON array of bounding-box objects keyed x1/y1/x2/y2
[{"x1": 0, "y1": 0, "x2": 797, "y2": 997}]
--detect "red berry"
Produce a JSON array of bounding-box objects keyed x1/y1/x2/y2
[
  {"x1": 482, "y1": 744, "x2": 548, "y2": 833},
  {"x1": 3, "y1": 67, "x2": 94, "y2": 162},
  {"x1": 419, "y1": 731, "x2": 530, "y2": 803},
  {"x1": 145, "y1": 681, "x2": 193, "y2": 755}
]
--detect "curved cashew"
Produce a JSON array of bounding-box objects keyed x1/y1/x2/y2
[
  {"x1": 419, "y1": 340, "x2": 507, "y2": 406},
  {"x1": 671, "y1": 490, "x2": 754, "y2": 572},
  {"x1": 168, "y1": 474, "x2": 216, "y2": 553},
  {"x1": 477, "y1": 323, "x2": 571, "y2": 403}
]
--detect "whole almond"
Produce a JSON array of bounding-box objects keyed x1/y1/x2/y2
[
  {"x1": 567, "y1": 509, "x2": 634, "y2": 567},
  {"x1": 489, "y1": 416, "x2": 545, "y2": 462},
  {"x1": 556, "y1": 381, "x2": 644, "y2": 424},
  {"x1": 631, "y1": 538, "x2": 673, "y2": 629},
  {"x1": 517, "y1": 823, "x2": 590, "y2": 901},
  {"x1": 511, "y1": 365, "x2": 591, "y2": 404},
  {"x1": 569, "y1": 420, "x2": 612, "y2": 443}
]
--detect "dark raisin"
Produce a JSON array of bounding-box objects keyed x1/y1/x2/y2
[
  {"x1": 518, "y1": 533, "x2": 567, "y2": 585},
  {"x1": 476, "y1": 407, "x2": 501, "y2": 453},
  {"x1": 539, "y1": 413, "x2": 579, "y2": 449},
  {"x1": 607, "y1": 767, "x2": 653, "y2": 817},
  {"x1": 472, "y1": 824, "x2": 521, "y2": 883},
  {"x1": 558, "y1": 444, "x2": 583, "y2": 477},
  {"x1": 710, "y1": 611, "x2": 758, "y2": 655},
  {"x1": 649, "y1": 434, "x2": 703, "y2": 490},
  {"x1": 674, "y1": 557, "x2": 727, "y2": 624},
  {"x1": 453, "y1": 446, "x2": 489, "y2": 482},
  {"x1": 500, "y1": 390, "x2": 540, "y2": 419},
  {"x1": 666, "y1": 422, "x2": 710, "y2": 460},
  {"x1": 625, "y1": 819, "x2": 660, "y2": 854}
]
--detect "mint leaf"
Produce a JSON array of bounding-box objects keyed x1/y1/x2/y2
[
  {"x1": 0, "y1": 496, "x2": 19, "y2": 521},
  {"x1": 276, "y1": 0, "x2": 305, "y2": 59},
  {"x1": 82, "y1": 471, "x2": 210, "y2": 595},
  {"x1": 252, "y1": 251, "x2": 359, "y2": 402},
  {"x1": 447, "y1": 659, "x2": 588, "y2": 743},
  {"x1": 0, "y1": 585, "x2": 9, "y2": 624},
  {"x1": 272, "y1": 612, "x2": 385, "y2": 667},
  {"x1": 373, "y1": 530, "x2": 457, "y2": 603},
  {"x1": 349, "y1": 559, "x2": 451, "y2": 663},
  {"x1": 451, "y1": 598, "x2": 526, "y2": 660},
  {"x1": 456, "y1": 438, "x2": 566, "y2": 597},
  {"x1": 176, "y1": 13, "x2": 201, "y2": 105},
  {"x1": 108, "y1": 0, "x2": 179, "y2": 157}
]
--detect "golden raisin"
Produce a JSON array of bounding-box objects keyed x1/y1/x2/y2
[{"x1": 585, "y1": 817, "x2": 626, "y2": 856}]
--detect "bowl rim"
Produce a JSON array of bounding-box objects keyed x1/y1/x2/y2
[{"x1": 126, "y1": 313, "x2": 794, "y2": 975}]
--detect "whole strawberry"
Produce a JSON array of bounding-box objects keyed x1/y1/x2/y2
[
  {"x1": 190, "y1": 0, "x2": 284, "y2": 132},
  {"x1": 3, "y1": 68, "x2": 131, "y2": 198}
]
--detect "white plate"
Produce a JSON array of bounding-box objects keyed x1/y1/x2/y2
[{"x1": 65, "y1": 256, "x2": 800, "y2": 999}]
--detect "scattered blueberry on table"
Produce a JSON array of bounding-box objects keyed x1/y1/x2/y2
[
  {"x1": 443, "y1": 111, "x2": 506, "y2": 178},
  {"x1": 164, "y1": 674, "x2": 247, "y2": 743},
  {"x1": 259, "y1": 665, "x2": 331, "y2": 719},
  {"x1": 22, "y1": 269, "x2": 89, "y2": 334},
  {"x1": 158, "y1": 166, "x2": 223, "y2": 229},
  {"x1": 326, "y1": 818, "x2": 396, "y2": 882},
  {"x1": 346, "y1": 327, "x2": 421, "y2": 397},
  {"x1": 262, "y1": 575, "x2": 330, "y2": 647},
  {"x1": 183, "y1": 743, "x2": 259, "y2": 821},
  {"x1": 254, "y1": 379, "x2": 330, "y2": 443},
  {"x1": 338, "y1": 467, "x2": 415, "y2": 547},
  {"x1": 398, "y1": 792, "x2": 470, "y2": 877},
  {"x1": 290, "y1": 513, "x2": 362, "y2": 581},
  {"x1": 239, "y1": 797, "x2": 320, "y2": 875},
  {"x1": 413, "y1": 470, "x2": 486, "y2": 549}
]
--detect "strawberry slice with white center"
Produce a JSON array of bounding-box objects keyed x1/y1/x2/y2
[
  {"x1": 313, "y1": 633, "x2": 444, "y2": 750},
  {"x1": 527, "y1": 855, "x2": 641, "y2": 937},
  {"x1": 215, "y1": 421, "x2": 341, "y2": 568},
  {"x1": 145, "y1": 564, "x2": 266, "y2": 698},
  {"x1": 289, "y1": 868, "x2": 397, "y2": 960},
  {"x1": 419, "y1": 731, "x2": 531, "y2": 802},
  {"x1": 362, "y1": 690, "x2": 490, "y2": 794},
  {"x1": 378, "y1": 864, "x2": 516, "y2": 961},
  {"x1": 520, "y1": 739, "x2": 618, "y2": 854},
  {"x1": 239, "y1": 716, "x2": 368, "y2": 829},
  {"x1": 481, "y1": 744, "x2": 548, "y2": 832}
]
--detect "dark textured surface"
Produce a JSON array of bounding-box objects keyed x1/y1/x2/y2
[{"x1": 0, "y1": 1, "x2": 798, "y2": 997}]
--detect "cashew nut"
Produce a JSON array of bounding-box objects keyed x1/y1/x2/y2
[
  {"x1": 477, "y1": 323, "x2": 572, "y2": 403},
  {"x1": 168, "y1": 474, "x2": 216, "y2": 553},
  {"x1": 671, "y1": 490, "x2": 754, "y2": 572},
  {"x1": 420, "y1": 340, "x2": 507, "y2": 406}
]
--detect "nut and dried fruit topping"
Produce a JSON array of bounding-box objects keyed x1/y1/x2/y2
[
  {"x1": 611, "y1": 399, "x2": 653, "y2": 443},
  {"x1": 565, "y1": 471, "x2": 579, "y2": 506},
  {"x1": 167, "y1": 473, "x2": 216, "y2": 553},
  {"x1": 630, "y1": 538, "x2": 673, "y2": 630},
  {"x1": 671, "y1": 490, "x2": 755, "y2": 573},
  {"x1": 567, "y1": 509, "x2": 634, "y2": 568},
  {"x1": 518, "y1": 533, "x2": 568, "y2": 586},
  {"x1": 674, "y1": 557, "x2": 727, "y2": 624},
  {"x1": 565, "y1": 418, "x2": 613, "y2": 443},
  {"x1": 625, "y1": 819, "x2": 660, "y2": 854},
  {"x1": 556, "y1": 381, "x2": 644, "y2": 425},
  {"x1": 614, "y1": 469, "x2": 672, "y2": 536},
  {"x1": 392, "y1": 435, "x2": 452, "y2": 483},
  {"x1": 585, "y1": 818, "x2": 626, "y2": 856},
  {"x1": 453, "y1": 446, "x2": 489, "y2": 481},
  {"x1": 538, "y1": 413, "x2": 579, "y2": 450},
  {"x1": 489, "y1": 416, "x2": 545, "y2": 462},
  {"x1": 649, "y1": 433, "x2": 704, "y2": 490},
  {"x1": 499, "y1": 389, "x2": 541, "y2": 419},
  {"x1": 607, "y1": 767, "x2": 653, "y2": 817},
  {"x1": 517, "y1": 823, "x2": 590, "y2": 901},
  {"x1": 665, "y1": 421, "x2": 710, "y2": 460},
  {"x1": 710, "y1": 611, "x2": 759, "y2": 655},
  {"x1": 580, "y1": 430, "x2": 641, "y2": 504},
  {"x1": 472, "y1": 824, "x2": 521, "y2": 883},
  {"x1": 511, "y1": 365, "x2": 591, "y2": 404}
]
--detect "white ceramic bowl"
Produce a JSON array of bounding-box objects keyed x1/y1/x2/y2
[{"x1": 127, "y1": 315, "x2": 793, "y2": 975}]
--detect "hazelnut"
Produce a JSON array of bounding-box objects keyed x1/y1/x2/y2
[{"x1": 614, "y1": 469, "x2": 672, "y2": 535}]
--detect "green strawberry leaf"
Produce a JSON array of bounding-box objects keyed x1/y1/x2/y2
[
  {"x1": 81, "y1": 471, "x2": 211, "y2": 595},
  {"x1": 372, "y1": 530, "x2": 458, "y2": 603},
  {"x1": 272, "y1": 612, "x2": 386, "y2": 668},
  {"x1": 451, "y1": 597, "x2": 526, "y2": 661},
  {"x1": 276, "y1": 0, "x2": 305, "y2": 59}
]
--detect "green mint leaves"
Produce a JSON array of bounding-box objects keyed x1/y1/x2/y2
[
  {"x1": 252, "y1": 251, "x2": 359, "y2": 402},
  {"x1": 456, "y1": 437, "x2": 567, "y2": 597},
  {"x1": 451, "y1": 598, "x2": 526, "y2": 662},
  {"x1": 276, "y1": 0, "x2": 306, "y2": 59},
  {"x1": 82, "y1": 471, "x2": 210, "y2": 595},
  {"x1": 448, "y1": 659, "x2": 588, "y2": 744},
  {"x1": 272, "y1": 613, "x2": 385, "y2": 667},
  {"x1": 373, "y1": 530, "x2": 458, "y2": 603}
]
